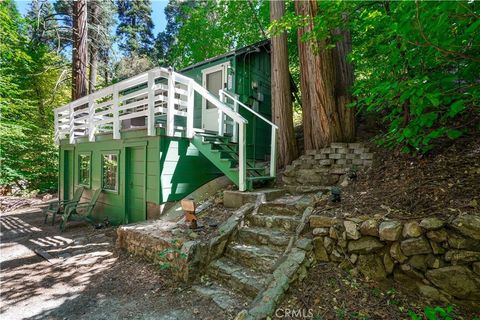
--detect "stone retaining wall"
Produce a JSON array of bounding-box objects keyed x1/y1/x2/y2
[
  {"x1": 116, "y1": 203, "x2": 254, "y2": 282},
  {"x1": 309, "y1": 213, "x2": 480, "y2": 307},
  {"x1": 283, "y1": 143, "x2": 374, "y2": 186}
]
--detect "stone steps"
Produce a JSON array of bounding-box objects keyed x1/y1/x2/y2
[
  {"x1": 237, "y1": 226, "x2": 292, "y2": 248},
  {"x1": 247, "y1": 214, "x2": 301, "y2": 233},
  {"x1": 199, "y1": 194, "x2": 311, "y2": 315},
  {"x1": 225, "y1": 242, "x2": 282, "y2": 272},
  {"x1": 193, "y1": 283, "x2": 249, "y2": 313},
  {"x1": 257, "y1": 202, "x2": 300, "y2": 216},
  {"x1": 207, "y1": 257, "x2": 269, "y2": 298}
]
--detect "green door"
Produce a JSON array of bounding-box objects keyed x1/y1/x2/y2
[
  {"x1": 63, "y1": 150, "x2": 74, "y2": 201},
  {"x1": 126, "y1": 146, "x2": 146, "y2": 223}
]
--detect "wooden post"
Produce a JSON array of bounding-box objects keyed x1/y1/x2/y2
[
  {"x1": 88, "y1": 96, "x2": 95, "y2": 142},
  {"x1": 167, "y1": 68, "x2": 175, "y2": 136},
  {"x1": 232, "y1": 94, "x2": 239, "y2": 143},
  {"x1": 69, "y1": 103, "x2": 75, "y2": 144},
  {"x1": 112, "y1": 85, "x2": 120, "y2": 139},
  {"x1": 270, "y1": 127, "x2": 277, "y2": 177},
  {"x1": 218, "y1": 90, "x2": 225, "y2": 136},
  {"x1": 147, "y1": 70, "x2": 155, "y2": 136},
  {"x1": 238, "y1": 123, "x2": 246, "y2": 191},
  {"x1": 186, "y1": 80, "x2": 194, "y2": 138}
]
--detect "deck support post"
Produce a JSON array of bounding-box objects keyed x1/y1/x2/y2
[
  {"x1": 167, "y1": 68, "x2": 175, "y2": 137},
  {"x1": 239, "y1": 123, "x2": 247, "y2": 191},
  {"x1": 112, "y1": 84, "x2": 120, "y2": 139},
  {"x1": 147, "y1": 70, "x2": 155, "y2": 136}
]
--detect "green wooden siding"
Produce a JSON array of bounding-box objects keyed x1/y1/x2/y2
[
  {"x1": 59, "y1": 128, "x2": 220, "y2": 225},
  {"x1": 58, "y1": 41, "x2": 272, "y2": 225},
  {"x1": 180, "y1": 41, "x2": 272, "y2": 161}
]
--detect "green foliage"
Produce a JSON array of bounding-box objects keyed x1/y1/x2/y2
[
  {"x1": 0, "y1": 0, "x2": 69, "y2": 193},
  {"x1": 116, "y1": 0, "x2": 154, "y2": 56},
  {"x1": 272, "y1": 1, "x2": 479, "y2": 154},
  {"x1": 157, "y1": 239, "x2": 188, "y2": 278},
  {"x1": 408, "y1": 306, "x2": 454, "y2": 320},
  {"x1": 165, "y1": 0, "x2": 270, "y2": 69},
  {"x1": 349, "y1": 1, "x2": 480, "y2": 154}
]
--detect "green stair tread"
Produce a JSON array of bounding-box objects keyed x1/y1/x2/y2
[{"x1": 246, "y1": 176, "x2": 275, "y2": 181}]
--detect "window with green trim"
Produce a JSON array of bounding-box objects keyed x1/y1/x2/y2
[
  {"x1": 102, "y1": 153, "x2": 118, "y2": 192},
  {"x1": 78, "y1": 153, "x2": 91, "y2": 187}
]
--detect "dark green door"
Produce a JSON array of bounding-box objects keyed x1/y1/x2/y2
[
  {"x1": 63, "y1": 150, "x2": 74, "y2": 201},
  {"x1": 126, "y1": 146, "x2": 146, "y2": 223}
]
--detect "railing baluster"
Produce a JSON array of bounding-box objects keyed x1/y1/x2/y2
[
  {"x1": 167, "y1": 68, "x2": 175, "y2": 136},
  {"x1": 69, "y1": 103, "x2": 75, "y2": 144},
  {"x1": 186, "y1": 80, "x2": 194, "y2": 138},
  {"x1": 233, "y1": 94, "x2": 239, "y2": 143},
  {"x1": 88, "y1": 96, "x2": 95, "y2": 142},
  {"x1": 218, "y1": 90, "x2": 225, "y2": 136},
  {"x1": 147, "y1": 70, "x2": 155, "y2": 136},
  {"x1": 112, "y1": 84, "x2": 120, "y2": 139}
]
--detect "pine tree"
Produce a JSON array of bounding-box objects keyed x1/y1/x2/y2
[
  {"x1": 116, "y1": 0, "x2": 154, "y2": 56},
  {"x1": 88, "y1": 0, "x2": 115, "y2": 91},
  {"x1": 72, "y1": 0, "x2": 87, "y2": 99},
  {"x1": 26, "y1": 0, "x2": 59, "y2": 50}
]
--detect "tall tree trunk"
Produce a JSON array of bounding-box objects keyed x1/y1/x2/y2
[
  {"x1": 89, "y1": 1, "x2": 98, "y2": 93},
  {"x1": 295, "y1": 1, "x2": 355, "y2": 150},
  {"x1": 270, "y1": 0, "x2": 298, "y2": 168},
  {"x1": 72, "y1": 0, "x2": 88, "y2": 100},
  {"x1": 331, "y1": 21, "x2": 355, "y2": 141}
]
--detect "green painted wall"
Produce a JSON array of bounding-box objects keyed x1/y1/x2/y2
[
  {"x1": 59, "y1": 128, "x2": 220, "y2": 225},
  {"x1": 180, "y1": 42, "x2": 272, "y2": 161},
  {"x1": 58, "y1": 41, "x2": 272, "y2": 225}
]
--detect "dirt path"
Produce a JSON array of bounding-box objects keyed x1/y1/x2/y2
[{"x1": 0, "y1": 200, "x2": 224, "y2": 320}]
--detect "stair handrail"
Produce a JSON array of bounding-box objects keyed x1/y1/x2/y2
[
  {"x1": 219, "y1": 90, "x2": 278, "y2": 178},
  {"x1": 220, "y1": 90, "x2": 278, "y2": 130},
  {"x1": 173, "y1": 72, "x2": 248, "y2": 126},
  {"x1": 172, "y1": 71, "x2": 248, "y2": 191},
  {"x1": 53, "y1": 66, "x2": 250, "y2": 191}
]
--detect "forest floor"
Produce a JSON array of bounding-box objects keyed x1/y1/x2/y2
[
  {"x1": 313, "y1": 135, "x2": 480, "y2": 220},
  {"x1": 0, "y1": 200, "x2": 224, "y2": 320},
  {"x1": 276, "y1": 133, "x2": 480, "y2": 319}
]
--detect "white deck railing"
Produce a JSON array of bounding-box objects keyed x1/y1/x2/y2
[{"x1": 53, "y1": 66, "x2": 276, "y2": 191}]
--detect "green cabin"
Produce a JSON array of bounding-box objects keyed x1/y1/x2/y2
[{"x1": 54, "y1": 40, "x2": 278, "y2": 225}]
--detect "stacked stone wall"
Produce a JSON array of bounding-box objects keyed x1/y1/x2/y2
[
  {"x1": 283, "y1": 143, "x2": 374, "y2": 186},
  {"x1": 310, "y1": 214, "x2": 480, "y2": 307}
]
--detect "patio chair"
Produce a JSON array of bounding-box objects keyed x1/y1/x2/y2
[
  {"x1": 44, "y1": 186, "x2": 85, "y2": 226},
  {"x1": 60, "y1": 188, "x2": 102, "y2": 232}
]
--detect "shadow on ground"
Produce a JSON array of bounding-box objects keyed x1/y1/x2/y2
[{"x1": 0, "y1": 201, "x2": 225, "y2": 320}]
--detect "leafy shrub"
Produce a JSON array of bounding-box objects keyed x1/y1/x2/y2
[
  {"x1": 349, "y1": 1, "x2": 480, "y2": 154},
  {"x1": 408, "y1": 306, "x2": 454, "y2": 320}
]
